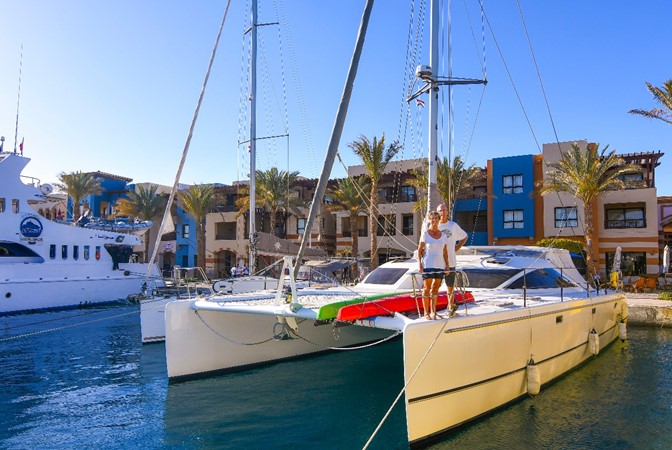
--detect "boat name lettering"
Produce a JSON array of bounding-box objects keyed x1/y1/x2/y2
[{"x1": 96, "y1": 234, "x2": 116, "y2": 240}]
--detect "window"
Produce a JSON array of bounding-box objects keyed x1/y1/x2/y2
[
  {"x1": 619, "y1": 172, "x2": 645, "y2": 189},
  {"x1": 502, "y1": 175, "x2": 523, "y2": 194},
  {"x1": 605, "y1": 207, "x2": 645, "y2": 229},
  {"x1": 379, "y1": 186, "x2": 395, "y2": 202},
  {"x1": 402, "y1": 214, "x2": 414, "y2": 235},
  {"x1": 62, "y1": 245, "x2": 68, "y2": 259},
  {"x1": 84, "y1": 245, "x2": 90, "y2": 260},
  {"x1": 49, "y1": 244, "x2": 56, "y2": 259},
  {"x1": 607, "y1": 251, "x2": 646, "y2": 276},
  {"x1": 183, "y1": 224, "x2": 190, "y2": 239},
  {"x1": 358, "y1": 216, "x2": 368, "y2": 237},
  {"x1": 341, "y1": 217, "x2": 351, "y2": 237},
  {"x1": 555, "y1": 207, "x2": 578, "y2": 228},
  {"x1": 297, "y1": 218, "x2": 307, "y2": 235},
  {"x1": 73, "y1": 245, "x2": 79, "y2": 260},
  {"x1": 401, "y1": 185, "x2": 417, "y2": 202},
  {"x1": 12, "y1": 199, "x2": 19, "y2": 213},
  {"x1": 507, "y1": 269, "x2": 575, "y2": 289},
  {"x1": 215, "y1": 222, "x2": 236, "y2": 240},
  {"x1": 503, "y1": 209, "x2": 524, "y2": 229},
  {"x1": 377, "y1": 214, "x2": 396, "y2": 236},
  {"x1": 0, "y1": 198, "x2": 4, "y2": 212}
]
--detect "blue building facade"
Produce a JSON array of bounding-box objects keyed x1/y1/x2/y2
[
  {"x1": 174, "y1": 204, "x2": 197, "y2": 268},
  {"x1": 490, "y1": 154, "x2": 537, "y2": 244}
]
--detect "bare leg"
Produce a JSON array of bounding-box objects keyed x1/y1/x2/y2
[{"x1": 422, "y1": 281, "x2": 432, "y2": 319}]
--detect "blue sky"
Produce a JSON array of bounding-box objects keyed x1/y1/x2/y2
[{"x1": 1, "y1": 1, "x2": 670, "y2": 195}]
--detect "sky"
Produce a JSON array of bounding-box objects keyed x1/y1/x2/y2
[{"x1": 1, "y1": 0, "x2": 670, "y2": 196}]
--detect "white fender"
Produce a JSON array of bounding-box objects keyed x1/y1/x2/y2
[
  {"x1": 619, "y1": 321, "x2": 627, "y2": 342},
  {"x1": 588, "y1": 329, "x2": 600, "y2": 355},
  {"x1": 526, "y1": 358, "x2": 541, "y2": 396}
]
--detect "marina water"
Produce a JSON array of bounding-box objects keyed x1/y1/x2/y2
[{"x1": 1, "y1": 304, "x2": 670, "y2": 449}]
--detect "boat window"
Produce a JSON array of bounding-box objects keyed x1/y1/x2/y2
[
  {"x1": 62, "y1": 245, "x2": 68, "y2": 259},
  {"x1": 50, "y1": 244, "x2": 56, "y2": 259},
  {"x1": 0, "y1": 198, "x2": 4, "y2": 212},
  {"x1": 362, "y1": 268, "x2": 409, "y2": 285},
  {"x1": 73, "y1": 245, "x2": 79, "y2": 260},
  {"x1": 507, "y1": 269, "x2": 575, "y2": 289},
  {"x1": 461, "y1": 268, "x2": 522, "y2": 288},
  {"x1": 84, "y1": 245, "x2": 90, "y2": 260},
  {"x1": 0, "y1": 242, "x2": 42, "y2": 258},
  {"x1": 12, "y1": 199, "x2": 19, "y2": 213}
]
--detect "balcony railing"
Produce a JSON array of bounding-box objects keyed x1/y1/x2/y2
[
  {"x1": 215, "y1": 233, "x2": 237, "y2": 240},
  {"x1": 605, "y1": 219, "x2": 645, "y2": 229}
]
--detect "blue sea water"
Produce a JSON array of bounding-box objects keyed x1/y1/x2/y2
[{"x1": 1, "y1": 304, "x2": 671, "y2": 449}]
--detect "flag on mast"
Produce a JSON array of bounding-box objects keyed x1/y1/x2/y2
[
  {"x1": 19, "y1": 138, "x2": 24, "y2": 155},
  {"x1": 416, "y1": 98, "x2": 425, "y2": 107}
]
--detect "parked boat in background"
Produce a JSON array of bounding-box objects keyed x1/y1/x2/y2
[
  {"x1": 0, "y1": 151, "x2": 164, "y2": 315},
  {"x1": 140, "y1": 266, "x2": 278, "y2": 343}
]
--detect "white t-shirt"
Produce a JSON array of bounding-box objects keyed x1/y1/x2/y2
[
  {"x1": 438, "y1": 220, "x2": 467, "y2": 267},
  {"x1": 419, "y1": 230, "x2": 449, "y2": 269}
]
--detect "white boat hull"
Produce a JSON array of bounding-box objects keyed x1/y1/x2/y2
[
  {"x1": 403, "y1": 293, "x2": 627, "y2": 445},
  {"x1": 0, "y1": 262, "x2": 160, "y2": 314},
  {"x1": 140, "y1": 276, "x2": 280, "y2": 343},
  {"x1": 165, "y1": 299, "x2": 394, "y2": 380}
]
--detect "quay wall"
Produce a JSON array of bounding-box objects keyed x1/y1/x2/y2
[{"x1": 626, "y1": 295, "x2": 672, "y2": 327}]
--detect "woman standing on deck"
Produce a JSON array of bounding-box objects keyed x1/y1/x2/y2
[{"x1": 418, "y1": 211, "x2": 449, "y2": 319}]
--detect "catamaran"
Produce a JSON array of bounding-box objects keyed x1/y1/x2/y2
[{"x1": 163, "y1": 0, "x2": 627, "y2": 446}]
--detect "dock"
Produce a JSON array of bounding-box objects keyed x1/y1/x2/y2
[{"x1": 626, "y1": 293, "x2": 672, "y2": 327}]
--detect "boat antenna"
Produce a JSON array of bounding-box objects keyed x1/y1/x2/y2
[
  {"x1": 145, "y1": 0, "x2": 232, "y2": 277},
  {"x1": 293, "y1": 0, "x2": 375, "y2": 278},
  {"x1": 13, "y1": 44, "x2": 23, "y2": 154}
]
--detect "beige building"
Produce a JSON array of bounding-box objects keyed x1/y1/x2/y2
[{"x1": 542, "y1": 141, "x2": 662, "y2": 276}]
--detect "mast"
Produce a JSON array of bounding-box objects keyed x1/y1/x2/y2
[
  {"x1": 293, "y1": 0, "x2": 375, "y2": 277},
  {"x1": 427, "y1": 0, "x2": 440, "y2": 214},
  {"x1": 408, "y1": 0, "x2": 486, "y2": 218},
  {"x1": 248, "y1": 0, "x2": 258, "y2": 272}
]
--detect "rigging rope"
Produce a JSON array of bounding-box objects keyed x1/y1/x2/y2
[{"x1": 146, "y1": 0, "x2": 233, "y2": 277}]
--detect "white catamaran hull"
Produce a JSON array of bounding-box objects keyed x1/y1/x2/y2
[
  {"x1": 165, "y1": 299, "x2": 395, "y2": 380},
  {"x1": 403, "y1": 293, "x2": 627, "y2": 445}
]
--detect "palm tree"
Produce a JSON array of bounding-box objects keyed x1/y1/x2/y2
[
  {"x1": 409, "y1": 156, "x2": 480, "y2": 217},
  {"x1": 349, "y1": 134, "x2": 401, "y2": 269},
  {"x1": 437, "y1": 155, "x2": 481, "y2": 219},
  {"x1": 537, "y1": 142, "x2": 642, "y2": 281},
  {"x1": 115, "y1": 184, "x2": 167, "y2": 262},
  {"x1": 629, "y1": 79, "x2": 672, "y2": 124},
  {"x1": 178, "y1": 184, "x2": 215, "y2": 269},
  {"x1": 235, "y1": 167, "x2": 302, "y2": 237},
  {"x1": 54, "y1": 171, "x2": 102, "y2": 221},
  {"x1": 326, "y1": 176, "x2": 370, "y2": 277},
  {"x1": 408, "y1": 166, "x2": 428, "y2": 213}
]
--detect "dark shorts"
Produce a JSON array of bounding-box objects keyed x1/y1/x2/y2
[
  {"x1": 422, "y1": 268, "x2": 445, "y2": 280},
  {"x1": 445, "y1": 267, "x2": 456, "y2": 286}
]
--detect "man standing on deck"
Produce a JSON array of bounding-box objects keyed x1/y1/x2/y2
[{"x1": 436, "y1": 203, "x2": 468, "y2": 313}]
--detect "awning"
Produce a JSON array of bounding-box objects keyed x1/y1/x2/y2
[{"x1": 255, "y1": 232, "x2": 325, "y2": 258}]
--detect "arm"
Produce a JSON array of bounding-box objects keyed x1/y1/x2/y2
[
  {"x1": 418, "y1": 241, "x2": 425, "y2": 272},
  {"x1": 443, "y1": 244, "x2": 449, "y2": 271},
  {"x1": 456, "y1": 236, "x2": 467, "y2": 252}
]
